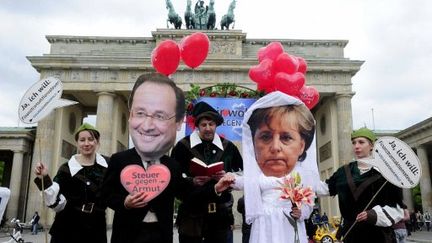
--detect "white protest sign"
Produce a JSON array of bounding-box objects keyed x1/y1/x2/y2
[
  {"x1": 360, "y1": 136, "x2": 422, "y2": 188},
  {"x1": 18, "y1": 77, "x2": 78, "y2": 124}
]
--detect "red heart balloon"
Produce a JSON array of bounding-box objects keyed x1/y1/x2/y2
[
  {"x1": 274, "y1": 52, "x2": 299, "y2": 74},
  {"x1": 258, "y1": 42, "x2": 284, "y2": 63},
  {"x1": 298, "y1": 85, "x2": 319, "y2": 109},
  {"x1": 274, "y1": 72, "x2": 305, "y2": 96},
  {"x1": 248, "y1": 59, "x2": 275, "y2": 84},
  {"x1": 180, "y1": 32, "x2": 210, "y2": 69},
  {"x1": 297, "y1": 56, "x2": 308, "y2": 74},
  {"x1": 151, "y1": 40, "x2": 180, "y2": 76},
  {"x1": 120, "y1": 164, "x2": 171, "y2": 203},
  {"x1": 257, "y1": 79, "x2": 276, "y2": 93}
]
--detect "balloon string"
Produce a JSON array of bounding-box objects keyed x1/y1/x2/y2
[{"x1": 38, "y1": 138, "x2": 49, "y2": 243}]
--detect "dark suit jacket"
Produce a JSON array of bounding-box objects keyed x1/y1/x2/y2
[{"x1": 102, "y1": 148, "x2": 216, "y2": 243}]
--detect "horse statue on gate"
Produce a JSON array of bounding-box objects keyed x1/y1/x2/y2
[
  {"x1": 166, "y1": 0, "x2": 182, "y2": 29},
  {"x1": 220, "y1": 0, "x2": 236, "y2": 30},
  {"x1": 207, "y1": 0, "x2": 216, "y2": 29},
  {"x1": 184, "y1": 0, "x2": 196, "y2": 29}
]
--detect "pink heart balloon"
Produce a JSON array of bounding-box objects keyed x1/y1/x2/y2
[
  {"x1": 298, "y1": 85, "x2": 319, "y2": 109},
  {"x1": 297, "y1": 56, "x2": 308, "y2": 74},
  {"x1": 151, "y1": 40, "x2": 180, "y2": 76},
  {"x1": 257, "y1": 79, "x2": 276, "y2": 93},
  {"x1": 180, "y1": 32, "x2": 210, "y2": 69},
  {"x1": 248, "y1": 59, "x2": 275, "y2": 84},
  {"x1": 120, "y1": 164, "x2": 171, "y2": 202},
  {"x1": 274, "y1": 52, "x2": 299, "y2": 74},
  {"x1": 274, "y1": 72, "x2": 305, "y2": 96},
  {"x1": 258, "y1": 42, "x2": 284, "y2": 63}
]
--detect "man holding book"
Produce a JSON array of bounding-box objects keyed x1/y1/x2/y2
[{"x1": 171, "y1": 101, "x2": 243, "y2": 243}]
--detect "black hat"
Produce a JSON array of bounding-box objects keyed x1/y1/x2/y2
[{"x1": 192, "y1": 102, "x2": 224, "y2": 126}]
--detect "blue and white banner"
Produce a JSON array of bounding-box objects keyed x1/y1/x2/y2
[{"x1": 185, "y1": 97, "x2": 257, "y2": 142}]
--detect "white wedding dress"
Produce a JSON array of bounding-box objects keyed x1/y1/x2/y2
[{"x1": 234, "y1": 165, "x2": 314, "y2": 243}]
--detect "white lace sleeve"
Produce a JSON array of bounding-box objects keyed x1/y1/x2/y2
[
  {"x1": 232, "y1": 175, "x2": 244, "y2": 190},
  {"x1": 43, "y1": 182, "x2": 67, "y2": 212},
  {"x1": 373, "y1": 204, "x2": 404, "y2": 227},
  {"x1": 315, "y1": 180, "x2": 330, "y2": 196}
]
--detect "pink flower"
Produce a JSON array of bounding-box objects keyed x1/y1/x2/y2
[{"x1": 278, "y1": 172, "x2": 315, "y2": 208}]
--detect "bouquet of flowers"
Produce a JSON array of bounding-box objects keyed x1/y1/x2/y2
[{"x1": 278, "y1": 171, "x2": 315, "y2": 243}]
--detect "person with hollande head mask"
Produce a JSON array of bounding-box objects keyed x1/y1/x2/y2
[
  {"x1": 214, "y1": 91, "x2": 317, "y2": 243},
  {"x1": 34, "y1": 123, "x2": 109, "y2": 243},
  {"x1": 315, "y1": 127, "x2": 404, "y2": 242},
  {"x1": 171, "y1": 101, "x2": 243, "y2": 243},
  {"x1": 101, "y1": 73, "x2": 224, "y2": 243}
]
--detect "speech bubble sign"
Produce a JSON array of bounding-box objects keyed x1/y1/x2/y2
[
  {"x1": 360, "y1": 136, "x2": 422, "y2": 189},
  {"x1": 120, "y1": 164, "x2": 171, "y2": 202},
  {"x1": 18, "y1": 77, "x2": 78, "y2": 124}
]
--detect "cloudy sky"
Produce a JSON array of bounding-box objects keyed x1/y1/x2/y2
[{"x1": 1, "y1": 0, "x2": 431, "y2": 130}]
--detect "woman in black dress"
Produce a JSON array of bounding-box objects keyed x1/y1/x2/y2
[{"x1": 34, "y1": 123, "x2": 109, "y2": 243}]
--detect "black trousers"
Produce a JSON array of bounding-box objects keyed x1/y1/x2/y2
[
  {"x1": 179, "y1": 228, "x2": 228, "y2": 243},
  {"x1": 132, "y1": 222, "x2": 168, "y2": 243}
]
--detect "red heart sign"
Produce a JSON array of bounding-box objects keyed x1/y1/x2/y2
[
  {"x1": 120, "y1": 164, "x2": 171, "y2": 202},
  {"x1": 274, "y1": 72, "x2": 305, "y2": 96},
  {"x1": 298, "y1": 85, "x2": 319, "y2": 109}
]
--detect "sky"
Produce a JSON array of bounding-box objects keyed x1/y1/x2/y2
[{"x1": 1, "y1": 0, "x2": 431, "y2": 131}]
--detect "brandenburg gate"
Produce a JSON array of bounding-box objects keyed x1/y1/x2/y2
[{"x1": 24, "y1": 28, "x2": 363, "y2": 221}]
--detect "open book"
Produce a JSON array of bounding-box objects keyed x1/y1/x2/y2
[{"x1": 190, "y1": 157, "x2": 224, "y2": 177}]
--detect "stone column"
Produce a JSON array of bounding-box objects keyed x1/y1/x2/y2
[
  {"x1": 417, "y1": 145, "x2": 432, "y2": 212},
  {"x1": 335, "y1": 93, "x2": 354, "y2": 165},
  {"x1": 96, "y1": 92, "x2": 116, "y2": 156},
  {"x1": 7, "y1": 150, "x2": 24, "y2": 218},
  {"x1": 403, "y1": 189, "x2": 414, "y2": 210},
  {"x1": 26, "y1": 111, "x2": 57, "y2": 224}
]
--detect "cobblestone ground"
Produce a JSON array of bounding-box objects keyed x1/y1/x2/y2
[{"x1": 3, "y1": 227, "x2": 431, "y2": 243}]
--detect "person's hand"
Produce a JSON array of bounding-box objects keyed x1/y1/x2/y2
[
  {"x1": 212, "y1": 170, "x2": 226, "y2": 181},
  {"x1": 34, "y1": 162, "x2": 48, "y2": 178},
  {"x1": 214, "y1": 173, "x2": 235, "y2": 193},
  {"x1": 124, "y1": 192, "x2": 148, "y2": 209},
  {"x1": 290, "y1": 205, "x2": 302, "y2": 220},
  {"x1": 193, "y1": 176, "x2": 211, "y2": 186},
  {"x1": 356, "y1": 211, "x2": 368, "y2": 222}
]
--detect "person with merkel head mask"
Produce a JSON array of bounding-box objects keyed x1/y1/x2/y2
[
  {"x1": 102, "y1": 73, "x2": 223, "y2": 243},
  {"x1": 34, "y1": 123, "x2": 109, "y2": 243},
  {"x1": 171, "y1": 101, "x2": 243, "y2": 243},
  {"x1": 214, "y1": 91, "x2": 317, "y2": 243}
]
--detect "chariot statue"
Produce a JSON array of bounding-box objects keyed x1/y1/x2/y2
[
  {"x1": 189, "y1": 0, "x2": 216, "y2": 30},
  {"x1": 165, "y1": 0, "x2": 235, "y2": 30}
]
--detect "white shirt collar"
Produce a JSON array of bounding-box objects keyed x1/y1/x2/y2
[
  {"x1": 190, "y1": 130, "x2": 224, "y2": 151},
  {"x1": 142, "y1": 158, "x2": 161, "y2": 170},
  {"x1": 68, "y1": 153, "x2": 108, "y2": 176}
]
